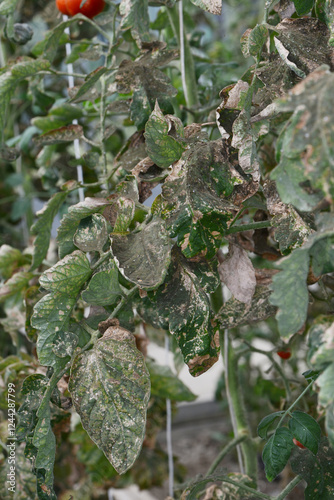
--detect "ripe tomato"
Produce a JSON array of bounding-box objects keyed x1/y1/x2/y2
[
  {"x1": 293, "y1": 438, "x2": 306, "y2": 449},
  {"x1": 56, "y1": 0, "x2": 69, "y2": 14},
  {"x1": 277, "y1": 350, "x2": 291, "y2": 360},
  {"x1": 65, "y1": 0, "x2": 105, "y2": 18}
]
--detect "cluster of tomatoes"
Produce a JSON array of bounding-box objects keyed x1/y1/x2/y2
[{"x1": 56, "y1": 0, "x2": 105, "y2": 18}]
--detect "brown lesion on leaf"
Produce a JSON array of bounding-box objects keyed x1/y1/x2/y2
[{"x1": 187, "y1": 352, "x2": 219, "y2": 377}]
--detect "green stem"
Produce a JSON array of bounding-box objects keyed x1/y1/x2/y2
[
  {"x1": 37, "y1": 362, "x2": 71, "y2": 418},
  {"x1": 166, "y1": 3, "x2": 199, "y2": 120},
  {"x1": 277, "y1": 378, "x2": 317, "y2": 429},
  {"x1": 226, "y1": 220, "x2": 271, "y2": 235},
  {"x1": 274, "y1": 475, "x2": 303, "y2": 500},
  {"x1": 222, "y1": 332, "x2": 258, "y2": 483},
  {"x1": 206, "y1": 434, "x2": 247, "y2": 476}
]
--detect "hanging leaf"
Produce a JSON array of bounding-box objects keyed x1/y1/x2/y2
[
  {"x1": 189, "y1": 0, "x2": 222, "y2": 15},
  {"x1": 139, "y1": 247, "x2": 220, "y2": 376},
  {"x1": 57, "y1": 198, "x2": 114, "y2": 258},
  {"x1": 144, "y1": 101, "x2": 186, "y2": 168},
  {"x1": 33, "y1": 124, "x2": 83, "y2": 146},
  {"x1": 289, "y1": 411, "x2": 321, "y2": 455},
  {"x1": 81, "y1": 260, "x2": 122, "y2": 306},
  {"x1": 146, "y1": 359, "x2": 196, "y2": 402},
  {"x1": 111, "y1": 216, "x2": 171, "y2": 290},
  {"x1": 271, "y1": 66, "x2": 334, "y2": 211},
  {"x1": 0, "y1": 271, "x2": 34, "y2": 303},
  {"x1": 215, "y1": 286, "x2": 276, "y2": 329},
  {"x1": 73, "y1": 214, "x2": 109, "y2": 253},
  {"x1": 257, "y1": 412, "x2": 285, "y2": 440},
  {"x1": 262, "y1": 427, "x2": 294, "y2": 481},
  {"x1": 69, "y1": 325, "x2": 151, "y2": 474},
  {"x1": 119, "y1": 0, "x2": 150, "y2": 47},
  {"x1": 160, "y1": 140, "x2": 238, "y2": 258},
  {"x1": 218, "y1": 244, "x2": 256, "y2": 303}
]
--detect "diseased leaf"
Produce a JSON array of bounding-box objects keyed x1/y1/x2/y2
[
  {"x1": 289, "y1": 411, "x2": 321, "y2": 455},
  {"x1": 271, "y1": 66, "x2": 334, "y2": 210},
  {"x1": 119, "y1": 0, "x2": 150, "y2": 47},
  {"x1": 81, "y1": 260, "x2": 122, "y2": 306},
  {"x1": 33, "y1": 124, "x2": 83, "y2": 146},
  {"x1": 316, "y1": 0, "x2": 334, "y2": 46},
  {"x1": 39, "y1": 250, "x2": 91, "y2": 295},
  {"x1": 73, "y1": 214, "x2": 109, "y2": 253},
  {"x1": 113, "y1": 197, "x2": 135, "y2": 232},
  {"x1": 69, "y1": 325, "x2": 150, "y2": 474},
  {"x1": 189, "y1": 0, "x2": 222, "y2": 15},
  {"x1": 31, "y1": 292, "x2": 76, "y2": 366},
  {"x1": 218, "y1": 244, "x2": 256, "y2": 303},
  {"x1": 215, "y1": 286, "x2": 276, "y2": 329},
  {"x1": 290, "y1": 438, "x2": 334, "y2": 499},
  {"x1": 0, "y1": 0, "x2": 19, "y2": 15},
  {"x1": 270, "y1": 249, "x2": 309, "y2": 338},
  {"x1": 0, "y1": 245, "x2": 30, "y2": 279},
  {"x1": 309, "y1": 236, "x2": 334, "y2": 275},
  {"x1": 70, "y1": 66, "x2": 107, "y2": 103},
  {"x1": 111, "y1": 216, "x2": 171, "y2": 290},
  {"x1": 139, "y1": 247, "x2": 220, "y2": 376},
  {"x1": 57, "y1": 197, "x2": 114, "y2": 258},
  {"x1": 31, "y1": 190, "x2": 69, "y2": 270},
  {"x1": 274, "y1": 37, "x2": 306, "y2": 78},
  {"x1": 146, "y1": 359, "x2": 197, "y2": 402},
  {"x1": 240, "y1": 25, "x2": 268, "y2": 58},
  {"x1": 144, "y1": 101, "x2": 186, "y2": 168},
  {"x1": 262, "y1": 427, "x2": 294, "y2": 481},
  {"x1": 160, "y1": 140, "x2": 238, "y2": 258},
  {"x1": 0, "y1": 271, "x2": 34, "y2": 303},
  {"x1": 307, "y1": 316, "x2": 334, "y2": 370}
]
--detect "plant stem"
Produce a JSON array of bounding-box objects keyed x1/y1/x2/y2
[
  {"x1": 206, "y1": 434, "x2": 247, "y2": 476},
  {"x1": 222, "y1": 331, "x2": 258, "y2": 483},
  {"x1": 166, "y1": 3, "x2": 199, "y2": 120},
  {"x1": 274, "y1": 475, "x2": 303, "y2": 500},
  {"x1": 277, "y1": 378, "x2": 317, "y2": 429},
  {"x1": 226, "y1": 220, "x2": 271, "y2": 235}
]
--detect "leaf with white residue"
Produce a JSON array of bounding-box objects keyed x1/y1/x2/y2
[{"x1": 69, "y1": 325, "x2": 150, "y2": 474}]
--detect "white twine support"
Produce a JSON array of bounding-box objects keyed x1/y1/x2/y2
[
  {"x1": 165, "y1": 334, "x2": 174, "y2": 498},
  {"x1": 63, "y1": 14, "x2": 85, "y2": 202}
]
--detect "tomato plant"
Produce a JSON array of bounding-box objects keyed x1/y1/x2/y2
[{"x1": 1, "y1": 0, "x2": 334, "y2": 499}]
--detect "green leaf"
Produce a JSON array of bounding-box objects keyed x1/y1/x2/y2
[
  {"x1": 111, "y1": 216, "x2": 171, "y2": 290},
  {"x1": 31, "y1": 190, "x2": 69, "y2": 270},
  {"x1": 240, "y1": 24, "x2": 268, "y2": 58},
  {"x1": 271, "y1": 66, "x2": 334, "y2": 211},
  {"x1": 33, "y1": 124, "x2": 83, "y2": 146},
  {"x1": 293, "y1": 0, "x2": 314, "y2": 15},
  {"x1": 140, "y1": 247, "x2": 219, "y2": 376},
  {"x1": 316, "y1": 0, "x2": 334, "y2": 45},
  {"x1": 113, "y1": 197, "x2": 135, "y2": 232},
  {"x1": 73, "y1": 214, "x2": 109, "y2": 253},
  {"x1": 262, "y1": 427, "x2": 294, "y2": 481},
  {"x1": 270, "y1": 249, "x2": 310, "y2": 338},
  {"x1": 146, "y1": 359, "x2": 197, "y2": 402},
  {"x1": 189, "y1": 0, "x2": 222, "y2": 15},
  {"x1": 31, "y1": 292, "x2": 76, "y2": 367},
  {"x1": 215, "y1": 286, "x2": 276, "y2": 329},
  {"x1": 69, "y1": 325, "x2": 150, "y2": 474},
  {"x1": 307, "y1": 316, "x2": 334, "y2": 370},
  {"x1": 290, "y1": 437, "x2": 334, "y2": 499},
  {"x1": 39, "y1": 251, "x2": 91, "y2": 295},
  {"x1": 257, "y1": 412, "x2": 285, "y2": 440},
  {"x1": 70, "y1": 66, "x2": 107, "y2": 103},
  {"x1": 317, "y1": 363, "x2": 334, "y2": 408},
  {"x1": 0, "y1": 0, "x2": 19, "y2": 15},
  {"x1": 0, "y1": 271, "x2": 34, "y2": 302},
  {"x1": 119, "y1": 0, "x2": 150, "y2": 47},
  {"x1": 57, "y1": 197, "x2": 113, "y2": 259},
  {"x1": 160, "y1": 140, "x2": 236, "y2": 258},
  {"x1": 144, "y1": 101, "x2": 186, "y2": 168},
  {"x1": 0, "y1": 245, "x2": 30, "y2": 279},
  {"x1": 289, "y1": 411, "x2": 321, "y2": 455},
  {"x1": 310, "y1": 235, "x2": 334, "y2": 275},
  {"x1": 81, "y1": 260, "x2": 122, "y2": 306},
  {"x1": 130, "y1": 86, "x2": 152, "y2": 130}
]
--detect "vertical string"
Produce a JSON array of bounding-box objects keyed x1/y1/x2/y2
[
  {"x1": 63, "y1": 15, "x2": 85, "y2": 202},
  {"x1": 165, "y1": 335, "x2": 174, "y2": 497},
  {"x1": 178, "y1": 0, "x2": 188, "y2": 106}
]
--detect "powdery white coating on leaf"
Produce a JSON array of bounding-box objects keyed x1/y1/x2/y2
[
  {"x1": 69, "y1": 326, "x2": 150, "y2": 474},
  {"x1": 190, "y1": 0, "x2": 222, "y2": 15},
  {"x1": 219, "y1": 244, "x2": 256, "y2": 303}
]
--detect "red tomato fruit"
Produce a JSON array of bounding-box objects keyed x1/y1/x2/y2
[
  {"x1": 65, "y1": 0, "x2": 105, "y2": 18},
  {"x1": 56, "y1": 0, "x2": 69, "y2": 14},
  {"x1": 293, "y1": 438, "x2": 306, "y2": 449},
  {"x1": 277, "y1": 350, "x2": 291, "y2": 360}
]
